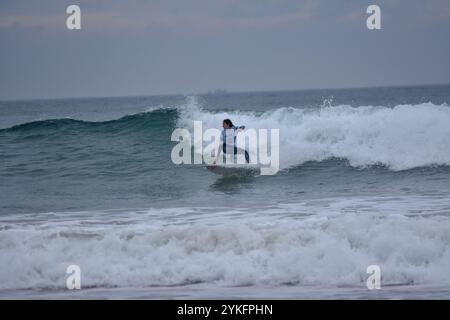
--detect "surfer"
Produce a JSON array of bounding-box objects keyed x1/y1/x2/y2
[{"x1": 213, "y1": 119, "x2": 250, "y2": 165}]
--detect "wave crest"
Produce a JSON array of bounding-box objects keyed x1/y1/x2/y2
[{"x1": 178, "y1": 101, "x2": 450, "y2": 171}]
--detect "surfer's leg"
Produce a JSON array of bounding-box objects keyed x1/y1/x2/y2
[{"x1": 245, "y1": 150, "x2": 250, "y2": 164}]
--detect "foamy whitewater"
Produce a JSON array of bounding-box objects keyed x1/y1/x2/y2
[
  {"x1": 178, "y1": 98, "x2": 450, "y2": 171},
  {"x1": 1, "y1": 85, "x2": 450, "y2": 298}
]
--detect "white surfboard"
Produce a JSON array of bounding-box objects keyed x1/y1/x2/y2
[{"x1": 206, "y1": 164, "x2": 258, "y2": 177}]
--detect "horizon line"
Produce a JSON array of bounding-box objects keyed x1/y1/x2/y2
[{"x1": 1, "y1": 82, "x2": 450, "y2": 103}]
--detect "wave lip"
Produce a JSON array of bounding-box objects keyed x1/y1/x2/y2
[
  {"x1": 177, "y1": 101, "x2": 450, "y2": 171},
  {"x1": 0, "y1": 107, "x2": 179, "y2": 136}
]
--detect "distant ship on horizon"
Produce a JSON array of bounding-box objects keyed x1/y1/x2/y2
[{"x1": 206, "y1": 89, "x2": 228, "y2": 95}]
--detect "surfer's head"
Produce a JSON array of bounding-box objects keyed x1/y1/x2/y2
[{"x1": 223, "y1": 119, "x2": 233, "y2": 129}]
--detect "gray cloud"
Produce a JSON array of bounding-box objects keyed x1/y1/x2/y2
[{"x1": 1, "y1": 0, "x2": 449, "y2": 100}]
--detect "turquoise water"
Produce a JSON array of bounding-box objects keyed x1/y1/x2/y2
[{"x1": 1, "y1": 85, "x2": 450, "y2": 297}]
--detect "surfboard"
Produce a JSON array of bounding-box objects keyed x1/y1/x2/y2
[
  {"x1": 206, "y1": 148, "x2": 253, "y2": 176},
  {"x1": 206, "y1": 164, "x2": 258, "y2": 177}
]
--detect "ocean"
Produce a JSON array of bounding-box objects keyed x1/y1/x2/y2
[{"x1": 1, "y1": 85, "x2": 450, "y2": 299}]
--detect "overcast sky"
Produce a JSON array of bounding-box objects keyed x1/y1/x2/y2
[{"x1": 1, "y1": 0, "x2": 450, "y2": 100}]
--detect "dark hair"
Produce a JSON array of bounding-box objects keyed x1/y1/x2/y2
[{"x1": 223, "y1": 119, "x2": 234, "y2": 127}]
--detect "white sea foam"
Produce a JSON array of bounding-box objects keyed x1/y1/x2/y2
[
  {"x1": 176, "y1": 98, "x2": 450, "y2": 171},
  {"x1": 1, "y1": 196, "x2": 450, "y2": 290}
]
